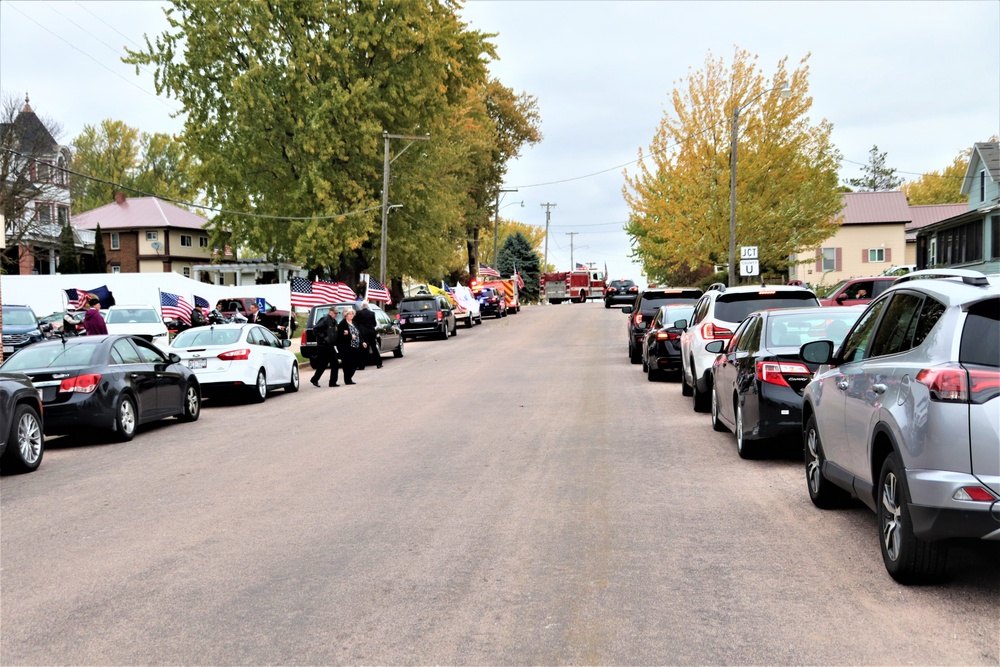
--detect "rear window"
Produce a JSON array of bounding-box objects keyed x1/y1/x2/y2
[
  {"x1": 610, "y1": 281, "x2": 635, "y2": 289},
  {"x1": 1, "y1": 343, "x2": 98, "y2": 370},
  {"x1": 960, "y1": 298, "x2": 999, "y2": 367},
  {"x1": 400, "y1": 299, "x2": 437, "y2": 313},
  {"x1": 714, "y1": 292, "x2": 819, "y2": 324},
  {"x1": 171, "y1": 329, "x2": 242, "y2": 348},
  {"x1": 106, "y1": 309, "x2": 160, "y2": 324},
  {"x1": 638, "y1": 290, "x2": 702, "y2": 313},
  {"x1": 767, "y1": 310, "x2": 862, "y2": 348}
]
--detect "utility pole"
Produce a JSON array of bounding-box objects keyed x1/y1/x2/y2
[
  {"x1": 565, "y1": 232, "x2": 578, "y2": 269},
  {"x1": 381, "y1": 131, "x2": 430, "y2": 286},
  {"x1": 494, "y1": 188, "x2": 518, "y2": 268},
  {"x1": 541, "y1": 202, "x2": 556, "y2": 273}
]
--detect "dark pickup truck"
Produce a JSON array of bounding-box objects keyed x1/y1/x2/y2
[{"x1": 214, "y1": 298, "x2": 296, "y2": 338}]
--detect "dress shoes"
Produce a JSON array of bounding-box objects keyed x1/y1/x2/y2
[
  {"x1": 345, "y1": 380, "x2": 356, "y2": 385},
  {"x1": 310, "y1": 380, "x2": 320, "y2": 387}
]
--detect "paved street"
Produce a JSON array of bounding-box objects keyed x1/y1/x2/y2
[{"x1": 2, "y1": 302, "x2": 998, "y2": 665}]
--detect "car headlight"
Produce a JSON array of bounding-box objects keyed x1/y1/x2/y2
[{"x1": 28, "y1": 329, "x2": 41, "y2": 336}]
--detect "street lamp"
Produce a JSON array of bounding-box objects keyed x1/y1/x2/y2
[
  {"x1": 728, "y1": 82, "x2": 791, "y2": 287},
  {"x1": 381, "y1": 131, "x2": 429, "y2": 286},
  {"x1": 493, "y1": 188, "x2": 519, "y2": 268}
]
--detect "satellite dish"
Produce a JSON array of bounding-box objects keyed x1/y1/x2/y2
[{"x1": 151, "y1": 242, "x2": 162, "y2": 252}]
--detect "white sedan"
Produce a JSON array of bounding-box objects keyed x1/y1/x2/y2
[
  {"x1": 103, "y1": 305, "x2": 170, "y2": 349},
  {"x1": 167, "y1": 323, "x2": 299, "y2": 402}
]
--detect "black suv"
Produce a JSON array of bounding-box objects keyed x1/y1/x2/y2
[
  {"x1": 300, "y1": 302, "x2": 403, "y2": 361},
  {"x1": 623, "y1": 288, "x2": 703, "y2": 363},
  {"x1": 604, "y1": 279, "x2": 638, "y2": 308},
  {"x1": 475, "y1": 287, "x2": 507, "y2": 318},
  {"x1": 398, "y1": 295, "x2": 457, "y2": 340},
  {"x1": 2, "y1": 305, "x2": 46, "y2": 358}
]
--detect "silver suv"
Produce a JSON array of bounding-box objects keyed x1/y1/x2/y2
[
  {"x1": 679, "y1": 284, "x2": 819, "y2": 411},
  {"x1": 800, "y1": 270, "x2": 1000, "y2": 583}
]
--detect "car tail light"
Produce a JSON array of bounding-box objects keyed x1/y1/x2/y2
[
  {"x1": 758, "y1": 290, "x2": 776, "y2": 295},
  {"x1": 700, "y1": 322, "x2": 733, "y2": 339},
  {"x1": 300, "y1": 330, "x2": 307, "y2": 345},
  {"x1": 918, "y1": 364, "x2": 1000, "y2": 404},
  {"x1": 607, "y1": 287, "x2": 618, "y2": 294},
  {"x1": 218, "y1": 348, "x2": 251, "y2": 361},
  {"x1": 59, "y1": 373, "x2": 101, "y2": 394},
  {"x1": 633, "y1": 312, "x2": 643, "y2": 326},
  {"x1": 656, "y1": 330, "x2": 679, "y2": 341},
  {"x1": 953, "y1": 486, "x2": 998, "y2": 502},
  {"x1": 436, "y1": 311, "x2": 443, "y2": 321},
  {"x1": 628, "y1": 286, "x2": 638, "y2": 292},
  {"x1": 756, "y1": 361, "x2": 811, "y2": 387}
]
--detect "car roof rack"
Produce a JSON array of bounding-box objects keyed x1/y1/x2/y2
[
  {"x1": 893, "y1": 268, "x2": 990, "y2": 287},
  {"x1": 706, "y1": 282, "x2": 726, "y2": 293}
]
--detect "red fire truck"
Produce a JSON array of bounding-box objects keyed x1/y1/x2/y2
[{"x1": 540, "y1": 267, "x2": 606, "y2": 304}]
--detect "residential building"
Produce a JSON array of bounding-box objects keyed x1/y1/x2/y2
[
  {"x1": 906, "y1": 203, "x2": 966, "y2": 265},
  {"x1": 914, "y1": 142, "x2": 1000, "y2": 274}
]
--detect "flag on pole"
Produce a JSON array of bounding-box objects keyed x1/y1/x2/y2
[
  {"x1": 65, "y1": 288, "x2": 90, "y2": 309},
  {"x1": 194, "y1": 295, "x2": 210, "y2": 310},
  {"x1": 512, "y1": 262, "x2": 525, "y2": 289},
  {"x1": 575, "y1": 262, "x2": 586, "y2": 270},
  {"x1": 366, "y1": 275, "x2": 392, "y2": 304},
  {"x1": 290, "y1": 277, "x2": 356, "y2": 307},
  {"x1": 478, "y1": 262, "x2": 500, "y2": 278},
  {"x1": 64, "y1": 285, "x2": 114, "y2": 309},
  {"x1": 160, "y1": 291, "x2": 193, "y2": 325}
]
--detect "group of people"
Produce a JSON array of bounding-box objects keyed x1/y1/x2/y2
[{"x1": 309, "y1": 301, "x2": 382, "y2": 387}]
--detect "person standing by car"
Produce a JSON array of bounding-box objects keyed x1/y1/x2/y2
[
  {"x1": 82, "y1": 297, "x2": 108, "y2": 336},
  {"x1": 310, "y1": 308, "x2": 341, "y2": 387},
  {"x1": 189, "y1": 305, "x2": 207, "y2": 328},
  {"x1": 354, "y1": 301, "x2": 381, "y2": 370},
  {"x1": 336, "y1": 308, "x2": 366, "y2": 385}
]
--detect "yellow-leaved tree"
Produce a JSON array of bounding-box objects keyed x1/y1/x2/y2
[
  {"x1": 623, "y1": 49, "x2": 843, "y2": 284},
  {"x1": 901, "y1": 148, "x2": 975, "y2": 205}
]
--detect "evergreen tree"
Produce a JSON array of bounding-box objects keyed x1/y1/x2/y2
[
  {"x1": 93, "y1": 223, "x2": 107, "y2": 272},
  {"x1": 497, "y1": 232, "x2": 541, "y2": 303},
  {"x1": 845, "y1": 144, "x2": 904, "y2": 191},
  {"x1": 57, "y1": 223, "x2": 79, "y2": 274}
]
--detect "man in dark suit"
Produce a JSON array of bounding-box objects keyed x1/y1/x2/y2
[
  {"x1": 353, "y1": 301, "x2": 381, "y2": 369},
  {"x1": 248, "y1": 301, "x2": 265, "y2": 324},
  {"x1": 310, "y1": 308, "x2": 340, "y2": 387}
]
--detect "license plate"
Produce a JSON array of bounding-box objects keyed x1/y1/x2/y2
[
  {"x1": 2, "y1": 346, "x2": 12, "y2": 354},
  {"x1": 187, "y1": 359, "x2": 207, "y2": 369},
  {"x1": 412, "y1": 316, "x2": 424, "y2": 322}
]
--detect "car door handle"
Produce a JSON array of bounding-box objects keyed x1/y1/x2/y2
[
  {"x1": 872, "y1": 383, "x2": 887, "y2": 394},
  {"x1": 836, "y1": 381, "x2": 849, "y2": 391}
]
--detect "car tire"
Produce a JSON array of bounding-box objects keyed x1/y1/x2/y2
[
  {"x1": 1, "y1": 404, "x2": 44, "y2": 473},
  {"x1": 711, "y1": 386, "x2": 727, "y2": 432},
  {"x1": 452, "y1": 322, "x2": 458, "y2": 337},
  {"x1": 647, "y1": 363, "x2": 661, "y2": 382},
  {"x1": 735, "y1": 401, "x2": 756, "y2": 459},
  {"x1": 250, "y1": 369, "x2": 267, "y2": 403},
  {"x1": 466, "y1": 315, "x2": 474, "y2": 328},
  {"x1": 877, "y1": 453, "x2": 948, "y2": 584},
  {"x1": 393, "y1": 337, "x2": 404, "y2": 358},
  {"x1": 439, "y1": 324, "x2": 449, "y2": 340},
  {"x1": 681, "y1": 365, "x2": 694, "y2": 396},
  {"x1": 285, "y1": 363, "x2": 300, "y2": 393},
  {"x1": 804, "y1": 414, "x2": 851, "y2": 509},
  {"x1": 114, "y1": 394, "x2": 138, "y2": 442},
  {"x1": 692, "y1": 376, "x2": 710, "y2": 413},
  {"x1": 178, "y1": 383, "x2": 201, "y2": 421},
  {"x1": 605, "y1": 300, "x2": 611, "y2": 309},
  {"x1": 642, "y1": 355, "x2": 649, "y2": 373},
  {"x1": 629, "y1": 343, "x2": 641, "y2": 365}
]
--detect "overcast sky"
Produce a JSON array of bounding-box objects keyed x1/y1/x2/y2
[{"x1": 2, "y1": 0, "x2": 998, "y2": 285}]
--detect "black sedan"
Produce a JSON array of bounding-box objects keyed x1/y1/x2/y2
[
  {"x1": 623, "y1": 288, "x2": 703, "y2": 363},
  {"x1": 706, "y1": 306, "x2": 863, "y2": 459},
  {"x1": 0, "y1": 335, "x2": 201, "y2": 442},
  {"x1": 0, "y1": 372, "x2": 44, "y2": 473},
  {"x1": 641, "y1": 304, "x2": 695, "y2": 381},
  {"x1": 604, "y1": 279, "x2": 639, "y2": 308}
]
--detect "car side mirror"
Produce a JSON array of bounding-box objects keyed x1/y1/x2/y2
[
  {"x1": 800, "y1": 340, "x2": 834, "y2": 365},
  {"x1": 674, "y1": 319, "x2": 688, "y2": 330},
  {"x1": 835, "y1": 293, "x2": 846, "y2": 303},
  {"x1": 705, "y1": 340, "x2": 725, "y2": 354},
  {"x1": 168, "y1": 352, "x2": 182, "y2": 364},
  {"x1": 282, "y1": 339, "x2": 291, "y2": 348},
  {"x1": 622, "y1": 306, "x2": 633, "y2": 314}
]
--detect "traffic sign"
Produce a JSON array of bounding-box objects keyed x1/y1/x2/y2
[
  {"x1": 740, "y1": 260, "x2": 760, "y2": 277},
  {"x1": 740, "y1": 246, "x2": 758, "y2": 260}
]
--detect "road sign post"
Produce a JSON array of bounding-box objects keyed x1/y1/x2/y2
[{"x1": 740, "y1": 246, "x2": 759, "y2": 277}]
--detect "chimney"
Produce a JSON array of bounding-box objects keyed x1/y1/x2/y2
[{"x1": 115, "y1": 191, "x2": 127, "y2": 205}]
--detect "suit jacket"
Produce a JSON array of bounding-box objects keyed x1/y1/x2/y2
[
  {"x1": 313, "y1": 314, "x2": 338, "y2": 349},
  {"x1": 354, "y1": 308, "x2": 377, "y2": 338}
]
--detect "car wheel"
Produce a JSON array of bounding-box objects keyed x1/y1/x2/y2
[
  {"x1": 393, "y1": 336, "x2": 404, "y2": 357},
  {"x1": 285, "y1": 362, "x2": 300, "y2": 393},
  {"x1": 1, "y1": 404, "x2": 43, "y2": 473},
  {"x1": 642, "y1": 355, "x2": 649, "y2": 373},
  {"x1": 178, "y1": 383, "x2": 201, "y2": 421},
  {"x1": 804, "y1": 414, "x2": 851, "y2": 509},
  {"x1": 647, "y1": 363, "x2": 661, "y2": 382},
  {"x1": 250, "y1": 369, "x2": 267, "y2": 403},
  {"x1": 466, "y1": 315, "x2": 473, "y2": 328},
  {"x1": 681, "y1": 364, "x2": 694, "y2": 396},
  {"x1": 439, "y1": 324, "x2": 449, "y2": 340},
  {"x1": 114, "y1": 394, "x2": 137, "y2": 442},
  {"x1": 878, "y1": 453, "x2": 949, "y2": 584},
  {"x1": 711, "y1": 386, "x2": 727, "y2": 432},
  {"x1": 692, "y1": 376, "x2": 710, "y2": 413},
  {"x1": 452, "y1": 322, "x2": 458, "y2": 337},
  {"x1": 735, "y1": 401, "x2": 756, "y2": 458},
  {"x1": 629, "y1": 342, "x2": 641, "y2": 365},
  {"x1": 605, "y1": 300, "x2": 611, "y2": 309}
]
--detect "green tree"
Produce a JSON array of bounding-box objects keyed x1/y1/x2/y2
[
  {"x1": 623, "y1": 49, "x2": 842, "y2": 281},
  {"x1": 478, "y1": 217, "x2": 543, "y2": 271},
  {"x1": 92, "y1": 223, "x2": 107, "y2": 272},
  {"x1": 497, "y1": 231, "x2": 541, "y2": 302},
  {"x1": 126, "y1": 0, "x2": 499, "y2": 282},
  {"x1": 57, "y1": 223, "x2": 79, "y2": 274},
  {"x1": 846, "y1": 144, "x2": 904, "y2": 192},
  {"x1": 902, "y1": 147, "x2": 971, "y2": 204}
]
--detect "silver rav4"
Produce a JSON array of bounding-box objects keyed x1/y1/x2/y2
[{"x1": 800, "y1": 269, "x2": 1000, "y2": 584}]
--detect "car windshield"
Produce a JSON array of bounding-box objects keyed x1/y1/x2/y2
[
  {"x1": 400, "y1": 300, "x2": 436, "y2": 313},
  {"x1": 612, "y1": 281, "x2": 634, "y2": 289},
  {"x1": 1, "y1": 308, "x2": 36, "y2": 326},
  {"x1": 106, "y1": 309, "x2": 160, "y2": 324},
  {"x1": 171, "y1": 329, "x2": 242, "y2": 348},
  {"x1": 639, "y1": 291, "x2": 700, "y2": 313},
  {"x1": 1, "y1": 343, "x2": 98, "y2": 370},
  {"x1": 766, "y1": 311, "x2": 862, "y2": 348},
  {"x1": 662, "y1": 306, "x2": 695, "y2": 325},
  {"x1": 714, "y1": 292, "x2": 819, "y2": 324}
]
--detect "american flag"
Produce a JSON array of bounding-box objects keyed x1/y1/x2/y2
[
  {"x1": 65, "y1": 288, "x2": 91, "y2": 309},
  {"x1": 160, "y1": 291, "x2": 193, "y2": 325},
  {"x1": 366, "y1": 276, "x2": 392, "y2": 304},
  {"x1": 194, "y1": 295, "x2": 210, "y2": 309},
  {"x1": 512, "y1": 262, "x2": 525, "y2": 289},
  {"x1": 290, "y1": 277, "x2": 356, "y2": 307},
  {"x1": 575, "y1": 262, "x2": 586, "y2": 270},
  {"x1": 479, "y1": 263, "x2": 501, "y2": 278}
]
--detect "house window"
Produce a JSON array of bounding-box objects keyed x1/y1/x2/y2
[
  {"x1": 868, "y1": 248, "x2": 885, "y2": 263},
  {"x1": 146, "y1": 231, "x2": 158, "y2": 241},
  {"x1": 37, "y1": 162, "x2": 50, "y2": 183},
  {"x1": 56, "y1": 157, "x2": 66, "y2": 185},
  {"x1": 183, "y1": 267, "x2": 191, "y2": 278},
  {"x1": 111, "y1": 232, "x2": 120, "y2": 249},
  {"x1": 36, "y1": 203, "x2": 51, "y2": 225},
  {"x1": 821, "y1": 248, "x2": 837, "y2": 272},
  {"x1": 982, "y1": 171, "x2": 986, "y2": 202},
  {"x1": 180, "y1": 235, "x2": 193, "y2": 247},
  {"x1": 991, "y1": 216, "x2": 999, "y2": 260},
  {"x1": 199, "y1": 236, "x2": 209, "y2": 248},
  {"x1": 57, "y1": 206, "x2": 69, "y2": 226},
  {"x1": 929, "y1": 238, "x2": 937, "y2": 266},
  {"x1": 937, "y1": 220, "x2": 983, "y2": 265},
  {"x1": 111, "y1": 265, "x2": 121, "y2": 274}
]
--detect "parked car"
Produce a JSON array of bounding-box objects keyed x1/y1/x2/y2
[
  {"x1": 475, "y1": 287, "x2": 507, "y2": 318},
  {"x1": 641, "y1": 304, "x2": 695, "y2": 381},
  {"x1": 883, "y1": 264, "x2": 916, "y2": 276},
  {"x1": 38, "y1": 310, "x2": 86, "y2": 337},
  {"x1": 604, "y1": 279, "x2": 639, "y2": 308},
  {"x1": 0, "y1": 335, "x2": 200, "y2": 442},
  {"x1": 215, "y1": 298, "x2": 296, "y2": 338},
  {"x1": 0, "y1": 372, "x2": 44, "y2": 473},
  {"x1": 397, "y1": 295, "x2": 458, "y2": 339},
  {"x1": 1, "y1": 305, "x2": 46, "y2": 357},
  {"x1": 800, "y1": 269, "x2": 999, "y2": 583},
  {"x1": 299, "y1": 302, "x2": 403, "y2": 363},
  {"x1": 679, "y1": 284, "x2": 820, "y2": 412},
  {"x1": 168, "y1": 323, "x2": 299, "y2": 403},
  {"x1": 706, "y1": 306, "x2": 864, "y2": 458},
  {"x1": 818, "y1": 276, "x2": 896, "y2": 307},
  {"x1": 623, "y1": 288, "x2": 703, "y2": 364},
  {"x1": 103, "y1": 305, "x2": 170, "y2": 348}
]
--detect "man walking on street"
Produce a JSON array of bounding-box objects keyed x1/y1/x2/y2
[
  {"x1": 310, "y1": 307, "x2": 341, "y2": 387},
  {"x1": 354, "y1": 301, "x2": 382, "y2": 370}
]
